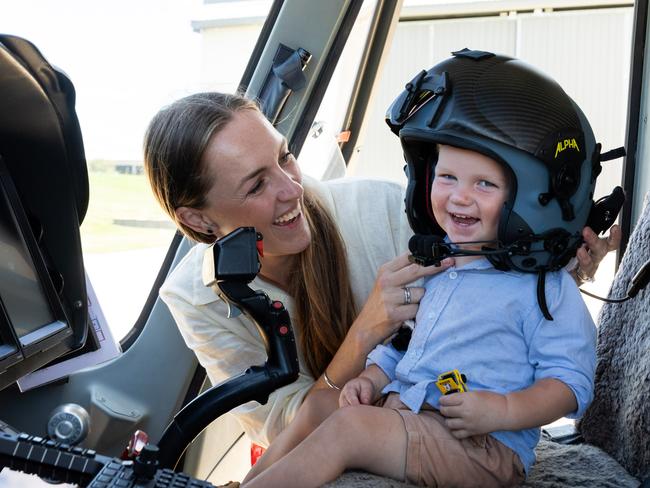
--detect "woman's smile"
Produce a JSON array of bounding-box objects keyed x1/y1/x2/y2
[{"x1": 274, "y1": 204, "x2": 302, "y2": 226}]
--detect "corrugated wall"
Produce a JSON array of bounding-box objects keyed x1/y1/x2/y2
[{"x1": 349, "y1": 6, "x2": 634, "y2": 203}]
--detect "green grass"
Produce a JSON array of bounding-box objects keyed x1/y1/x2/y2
[{"x1": 81, "y1": 172, "x2": 177, "y2": 254}]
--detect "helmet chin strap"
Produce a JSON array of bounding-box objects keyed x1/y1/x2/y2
[
  {"x1": 408, "y1": 234, "x2": 556, "y2": 320},
  {"x1": 408, "y1": 234, "x2": 509, "y2": 267}
]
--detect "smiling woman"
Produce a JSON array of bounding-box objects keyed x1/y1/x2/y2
[
  {"x1": 175, "y1": 110, "x2": 312, "y2": 283},
  {"x1": 144, "y1": 91, "x2": 356, "y2": 385},
  {"x1": 142, "y1": 90, "x2": 449, "y2": 451}
]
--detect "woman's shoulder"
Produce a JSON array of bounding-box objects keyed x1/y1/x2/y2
[
  {"x1": 305, "y1": 175, "x2": 405, "y2": 208},
  {"x1": 160, "y1": 241, "x2": 217, "y2": 307}
]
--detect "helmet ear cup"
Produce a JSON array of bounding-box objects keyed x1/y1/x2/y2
[
  {"x1": 553, "y1": 164, "x2": 580, "y2": 199},
  {"x1": 403, "y1": 141, "x2": 445, "y2": 236},
  {"x1": 535, "y1": 129, "x2": 586, "y2": 221},
  {"x1": 539, "y1": 165, "x2": 581, "y2": 214}
]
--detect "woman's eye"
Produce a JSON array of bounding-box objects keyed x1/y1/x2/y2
[
  {"x1": 280, "y1": 151, "x2": 294, "y2": 165},
  {"x1": 248, "y1": 180, "x2": 264, "y2": 195}
]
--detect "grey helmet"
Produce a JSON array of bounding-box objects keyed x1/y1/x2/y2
[
  {"x1": 386, "y1": 49, "x2": 601, "y2": 272},
  {"x1": 386, "y1": 49, "x2": 622, "y2": 318}
]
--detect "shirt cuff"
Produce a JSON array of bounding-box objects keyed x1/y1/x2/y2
[{"x1": 366, "y1": 344, "x2": 404, "y2": 381}]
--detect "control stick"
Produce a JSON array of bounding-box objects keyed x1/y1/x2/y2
[{"x1": 156, "y1": 227, "x2": 300, "y2": 469}]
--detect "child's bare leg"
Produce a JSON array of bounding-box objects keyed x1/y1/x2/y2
[
  {"x1": 242, "y1": 388, "x2": 340, "y2": 483},
  {"x1": 242, "y1": 404, "x2": 407, "y2": 488}
]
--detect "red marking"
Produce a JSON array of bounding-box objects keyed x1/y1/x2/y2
[
  {"x1": 337, "y1": 130, "x2": 351, "y2": 143},
  {"x1": 272, "y1": 301, "x2": 283, "y2": 309},
  {"x1": 251, "y1": 443, "x2": 266, "y2": 466},
  {"x1": 256, "y1": 239, "x2": 264, "y2": 257},
  {"x1": 279, "y1": 325, "x2": 289, "y2": 335},
  {"x1": 120, "y1": 430, "x2": 149, "y2": 460}
]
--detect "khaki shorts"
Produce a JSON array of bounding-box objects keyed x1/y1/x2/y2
[{"x1": 379, "y1": 393, "x2": 525, "y2": 487}]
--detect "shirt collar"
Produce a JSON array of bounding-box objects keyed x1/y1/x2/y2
[{"x1": 190, "y1": 245, "x2": 292, "y2": 307}]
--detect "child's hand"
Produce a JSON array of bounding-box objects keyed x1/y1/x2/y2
[
  {"x1": 339, "y1": 377, "x2": 377, "y2": 407},
  {"x1": 438, "y1": 391, "x2": 507, "y2": 438}
]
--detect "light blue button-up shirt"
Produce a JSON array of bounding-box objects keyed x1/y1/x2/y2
[{"x1": 367, "y1": 257, "x2": 596, "y2": 473}]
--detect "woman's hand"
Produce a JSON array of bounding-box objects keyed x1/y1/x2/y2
[
  {"x1": 339, "y1": 377, "x2": 378, "y2": 407},
  {"x1": 438, "y1": 391, "x2": 507, "y2": 439},
  {"x1": 315, "y1": 254, "x2": 451, "y2": 396},
  {"x1": 573, "y1": 224, "x2": 621, "y2": 283},
  {"x1": 352, "y1": 252, "x2": 454, "y2": 344}
]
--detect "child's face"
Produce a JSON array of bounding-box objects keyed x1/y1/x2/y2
[{"x1": 431, "y1": 144, "x2": 509, "y2": 252}]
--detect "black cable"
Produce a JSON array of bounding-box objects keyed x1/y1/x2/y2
[
  {"x1": 579, "y1": 258, "x2": 650, "y2": 303},
  {"x1": 579, "y1": 288, "x2": 629, "y2": 303}
]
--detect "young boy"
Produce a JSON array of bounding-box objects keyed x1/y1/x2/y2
[{"x1": 241, "y1": 50, "x2": 603, "y2": 487}]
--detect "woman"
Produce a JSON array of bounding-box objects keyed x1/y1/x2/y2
[{"x1": 143, "y1": 92, "x2": 618, "y2": 448}]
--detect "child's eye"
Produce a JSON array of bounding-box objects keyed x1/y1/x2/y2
[
  {"x1": 435, "y1": 174, "x2": 456, "y2": 182},
  {"x1": 478, "y1": 180, "x2": 497, "y2": 188}
]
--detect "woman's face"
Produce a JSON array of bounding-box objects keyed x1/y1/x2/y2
[{"x1": 196, "y1": 109, "x2": 311, "y2": 260}]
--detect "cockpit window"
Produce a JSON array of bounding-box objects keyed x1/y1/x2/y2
[{"x1": 0, "y1": 0, "x2": 272, "y2": 340}]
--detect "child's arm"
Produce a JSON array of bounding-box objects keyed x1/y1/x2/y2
[
  {"x1": 339, "y1": 364, "x2": 390, "y2": 407},
  {"x1": 438, "y1": 377, "x2": 576, "y2": 438}
]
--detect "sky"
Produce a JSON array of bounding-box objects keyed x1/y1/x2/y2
[
  {"x1": 1, "y1": 0, "x2": 203, "y2": 161},
  {"x1": 0, "y1": 0, "x2": 549, "y2": 162}
]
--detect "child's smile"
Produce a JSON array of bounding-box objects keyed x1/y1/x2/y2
[
  {"x1": 450, "y1": 212, "x2": 480, "y2": 226},
  {"x1": 430, "y1": 145, "x2": 509, "y2": 260}
]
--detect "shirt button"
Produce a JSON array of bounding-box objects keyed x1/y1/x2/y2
[{"x1": 448, "y1": 271, "x2": 458, "y2": 279}]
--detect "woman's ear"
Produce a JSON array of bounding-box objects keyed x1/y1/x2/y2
[{"x1": 175, "y1": 206, "x2": 218, "y2": 236}]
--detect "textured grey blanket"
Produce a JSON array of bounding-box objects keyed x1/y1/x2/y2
[
  {"x1": 324, "y1": 439, "x2": 639, "y2": 487},
  {"x1": 579, "y1": 192, "x2": 650, "y2": 481}
]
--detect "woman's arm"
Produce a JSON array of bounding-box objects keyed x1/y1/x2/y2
[
  {"x1": 161, "y1": 285, "x2": 313, "y2": 447},
  {"x1": 309, "y1": 253, "x2": 453, "y2": 394}
]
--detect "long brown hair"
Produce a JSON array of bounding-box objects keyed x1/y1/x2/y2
[
  {"x1": 143, "y1": 92, "x2": 356, "y2": 379},
  {"x1": 144, "y1": 92, "x2": 258, "y2": 243},
  {"x1": 291, "y1": 191, "x2": 357, "y2": 378}
]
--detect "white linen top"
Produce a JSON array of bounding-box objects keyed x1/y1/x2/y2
[{"x1": 160, "y1": 176, "x2": 412, "y2": 447}]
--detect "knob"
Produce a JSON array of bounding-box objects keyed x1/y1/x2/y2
[
  {"x1": 134, "y1": 444, "x2": 159, "y2": 479},
  {"x1": 47, "y1": 403, "x2": 90, "y2": 445}
]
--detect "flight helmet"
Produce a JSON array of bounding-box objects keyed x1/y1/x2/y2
[{"x1": 386, "y1": 49, "x2": 605, "y2": 276}]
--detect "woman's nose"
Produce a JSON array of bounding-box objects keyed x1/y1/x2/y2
[{"x1": 277, "y1": 171, "x2": 303, "y2": 201}]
